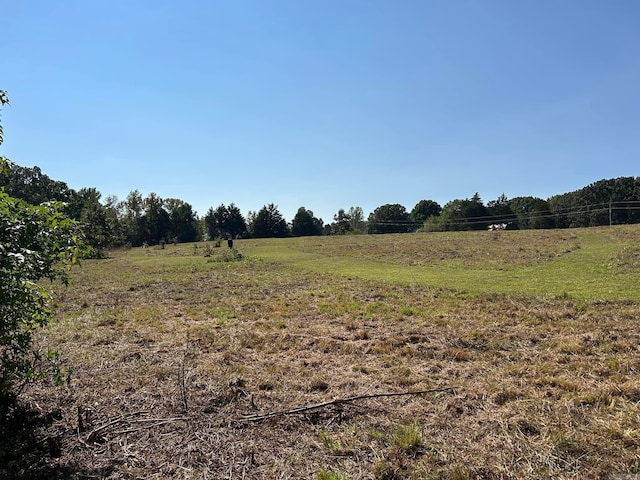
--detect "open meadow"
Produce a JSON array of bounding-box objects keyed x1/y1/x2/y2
[{"x1": 4, "y1": 225, "x2": 640, "y2": 479}]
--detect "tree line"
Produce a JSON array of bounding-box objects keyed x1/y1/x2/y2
[{"x1": 1, "y1": 160, "x2": 640, "y2": 256}]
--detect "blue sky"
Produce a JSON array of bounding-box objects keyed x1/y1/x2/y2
[{"x1": 2, "y1": 1, "x2": 639, "y2": 223}]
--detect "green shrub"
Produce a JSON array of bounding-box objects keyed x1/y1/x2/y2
[{"x1": 1, "y1": 93, "x2": 85, "y2": 398}]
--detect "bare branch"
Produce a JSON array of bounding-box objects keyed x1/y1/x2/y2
[{"x1": 234, "y1": 387, "x2": 454, "y2": 423}]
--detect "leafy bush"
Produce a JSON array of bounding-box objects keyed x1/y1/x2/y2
[
  {"x1": 0, "y1": 189, "x2": 84, "y2": 397},
  {"x1": 1, "y1": 92, "x2": 85, "y2": 398}
]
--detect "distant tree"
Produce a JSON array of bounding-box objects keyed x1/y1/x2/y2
[
  {"x1": 70, "y1": 188, "x2": 111, "y2": 256},
  {"x1": 508, "y1": 196, "x2": 554, "y2": 229},
  {"x1": 467, "y1": 193, "x2": 489, "y2": 229},
  {"x1": 367, "y1": 204, "x2": 412, "y2": 234},
  {"x1": 0, "y1": 165, "x2": 118, "y2": 252},
  {"x1": 249, "y1": 204, "x2": 290, "y2": 238},
  {"x1": 607, "y1": 177, "x2": 640, "y2": 225},
  {"x1": 66, "y1": 187, "x2": 97, "y2": 221},
  {"x1": 425, "y1": 200, "x2": 461, "y2": 231},
  {"x1": 225, "y1": 204, "x2": 248, "y2": 238},
  {"x1": 143, "y1": 192, "x2": 169, "y2": 245},
  {"x1": 104, "y1": 194, "x2": 127, "y2": 246},
  {"x1": 164, "y1": 198, "x2": 199, "y2": 243},
  {"x1": 203, "y1": 207, "x2": 219, "y2": 240},
  {"x1": 547, "y1": 193, "x2": 574, "y2": 229},
  {"x1": 331, "y1": 208, "x2": 352, "y2": 235},
  {"x1": 197, "y1": 217, "x2": 207, "y2": 241},
  {"x1": 245, "y1": 210, "x2": 257, "y2": 235},
  {"x1": 331, "y1": 207, "x2": 366, "y2": 234},
  {"x1": 432, "y1": 194, "x2": 488, "y2": 231},
  {"x1": 0, "y1": 162, "x2": 72, "y2": 206},
  {"x1": 291, "y1": 207, "x2": 323, "y2": 236},
  {"x1": 212, "y1": 204, "x2": 230, "y2": 239},
  {"x1": 410, "y1": 200, "x2": 441, "y2": 224},
  {"x1": 486, "y1": 194, "x2": 516, "y2": 227},
  {"x1": 347, "y1": 206, "x2": 366, "y2": 233},
  {"x1": 204, "y1": 203, "x2": 248, "y2": 240},
  {"x1": 549, "y1": 177, "x2": 640, "y2": 227},
  {"x1": 121, "y1": 190, "x2": 146, "y2": 246}
]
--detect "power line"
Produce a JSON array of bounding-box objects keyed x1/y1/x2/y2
[{"x1": 365, "y1": 202, "x2": 640, "y2": 230}]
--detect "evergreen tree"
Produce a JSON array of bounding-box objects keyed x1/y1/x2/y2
[
  {"x1": 249, "y1": 204, "x2": 289, "y2": 238},
  {"x1": 291, "y1": 207, "x2": 323, "y2": 237}
]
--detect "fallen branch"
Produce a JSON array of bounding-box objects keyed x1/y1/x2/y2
[
  {"x1": 86, "y1": 410, "x2": 149, "y2": 442},
  {"x1": 86, "y1": 413, "x2": 186, "y2": 443},
  {"x1": 180, "y1": 332, "x2": 190, "y2": 414},
  {"x1": 111, "y1": 417, "x2": 188, "y2": 435},
  {"x1": 235, "y1": 387, "x2": 454, "y2": 423}
]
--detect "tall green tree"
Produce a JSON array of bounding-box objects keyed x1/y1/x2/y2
[
  {"x1": 63, "y1": 188, "x2": 112, "y2": 256},
  {"x1": 367, "y1": 204, "x2": 412, "y2": 234},
  {"x1": 410, "y1": 200, "x2": 441, "y2": 224},
  {"x1": 331, "y1": 208, "x2": 352, "y2": 235},
  {"x1": 103, "y1": 195, "x2": 127, "y2": 247},
  {"x1": 486, "y1": 194, "x2": 516, "y2": 227},
  {"x1": 164, "y1": 198, "x2": 199, "y2": 243},
  {"x1": 508, "y1": 196, "x2": 554, "y2": 229},
  {"x1": 203, "y1": 206, "x2": 220, "y2": 240},
  {"x1": 121, "y1": 190, "x2": 146, "y2": 246},
  {"x1": 347, "y1": 206, "x2": 366, "y2": 233},
  {"x1": 204, "y1": 203, "x2": 248, "y2": 240},
  {"x1": 291, "y1": 207, "x2": 323, "y2": 237},
  {"x1": 249, "y1": 204, "x2": 289, "y2": 238},
  {"x1": 432, "y1": 194, "x2": 488, "y2": 231},
  {"x1": 332, "y1": 207, "x2": 366, "y2": 234},
  {"x1": 76, "y1": 189, "x2": 111, "y2": 256},
  {"x1": 245, "y1": 210, "x2": 257, "y2": 235},
  {"x1": 225, "y1": 203, "x2": 248, "y2": 238},
  {"x1": 143, "y1": 192, "x2": 169, "y2": 245}
]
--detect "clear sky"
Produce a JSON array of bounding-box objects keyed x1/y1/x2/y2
[{"x1": 2, "y1": 1, "x2": 639, "y2": 223}]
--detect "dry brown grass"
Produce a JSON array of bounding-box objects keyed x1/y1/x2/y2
[{"x1": 3, "y1": 232, "x2": 640, "y2": 479}]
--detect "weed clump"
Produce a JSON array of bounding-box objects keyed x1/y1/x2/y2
[{"x1": 205, "y1": 248, "x2": 243, "y2": 262}]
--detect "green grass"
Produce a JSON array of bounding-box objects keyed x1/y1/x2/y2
[{"x1": 234, "y1": 226, "x2": 640, "y2": 301}]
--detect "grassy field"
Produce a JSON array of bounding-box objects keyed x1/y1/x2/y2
[{"x1": 3, "y1": 225, "x2": 640, "y2": 479}]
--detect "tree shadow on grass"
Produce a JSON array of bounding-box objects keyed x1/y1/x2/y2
[{"x1": 0, "y1": 399, "x2": 113, "y2": 480}]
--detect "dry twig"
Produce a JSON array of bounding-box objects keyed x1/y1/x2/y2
[
  {"x1": 235, "y1": 387, "x2": 454, "y2": 423},
  {"x1": 86, "y1": 412, "x2": 187, "y2": 443}
]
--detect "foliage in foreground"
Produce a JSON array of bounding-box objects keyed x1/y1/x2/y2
[
  {"x1": 0, "y1": 92, "x2": 84, "y2": 398},
  {"x1": 0, "y1": 181, "x2": 83, "y2": 396}
]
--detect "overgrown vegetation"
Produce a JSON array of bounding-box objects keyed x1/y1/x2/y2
[
  {"x1": 0, "y1": 192, "x2": 81, "y2": 397},
  {"x1": 3, "y1": 227, "x2": 640, "y2": 478},
  {"x1": 0, "y1": 92, "x2": 84, "y2": 399}
]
